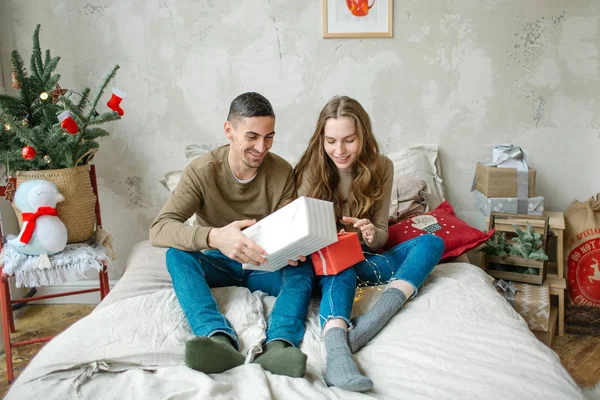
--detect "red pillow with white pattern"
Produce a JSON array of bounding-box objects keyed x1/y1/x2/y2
[{"x1": 385, "y1": 200, "x2": 495, "y2": 260}]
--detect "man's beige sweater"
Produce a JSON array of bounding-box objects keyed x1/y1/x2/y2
[{"x1": 150, "y1": 145, "x2": 296, "y2": 251}]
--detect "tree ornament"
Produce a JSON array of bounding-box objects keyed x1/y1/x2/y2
[
  {"x1": 48, "y1": 83, "x2": 68, "y2": 104},
  {"x1": 57, "y1": 110, "x2": 79, "y2": 134},
  {"x1": 22, "y1": 146, "x2": 37, "y2": 160},
  {"x1": 106, "y1": 87, "x2": 126, "y2": 116},
  {"x1": 21, "y1": 118, "x2": 29, "y2": 127},
  {"x1": 3, "y1": 123, "x2": 11, "y2": 131},
  {"x1": 11, "y1": 71, "x2": 20, "y2": 90},
  {"x1": 43, "y1": 155, "x2": 52, "y2": 164}
]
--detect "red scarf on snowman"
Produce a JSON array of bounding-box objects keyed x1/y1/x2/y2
[{"x1": 20, "y1": 207, "x2": 58, "y2": 244}]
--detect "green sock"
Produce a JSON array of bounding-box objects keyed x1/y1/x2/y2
[
  {"x1": 185, "y1": 334, "x2": 245, "y2": 374},
  {"x1": 253, "y1": 340, "x2": 307, "y2": 378}
]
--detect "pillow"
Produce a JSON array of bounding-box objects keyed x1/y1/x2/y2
[
  {"x1": 388, "y1": 174, "x2": 428, "y2": 225},
  {"x1": 159, "y1": 144, "x2": 211, "y2": 193},
  {"x1": 158, "y1": 144, "x2": 211, "y2": 226},
  {"x1": 385, "y1": 144, "x2": 445, "y2": 211},
  {"x1": 385, "y1": 200, "x2": 494, "y2": 260}
]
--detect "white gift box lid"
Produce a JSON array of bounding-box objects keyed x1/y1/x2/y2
[{"x1": 242, "y1": 196, "x2": 338, "y2": 271}]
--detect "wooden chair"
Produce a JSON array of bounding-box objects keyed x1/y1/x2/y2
[{"x1": 0, "y1": 164, "x2": 110, "y2": 383}]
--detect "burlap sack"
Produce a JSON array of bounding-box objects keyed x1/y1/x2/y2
[{"x1": 564, "y1": 193, "x2": 600, "y2": 335}]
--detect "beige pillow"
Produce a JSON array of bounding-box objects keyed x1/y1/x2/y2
[
  {"x1": 385, "y1": 144, "x2": 445, "y2": 210},
  {"x1": 388, "y1": 175, "x2": 428, "y2": 225},
  {"x1": 158, "y1": 144, "x2": 211, "y2": 226}
]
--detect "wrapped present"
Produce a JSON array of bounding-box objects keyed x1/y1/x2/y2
[
  {"x1": 472, "y1": 144, "x2": 534, "y2": 214},
  {"x1": 474, "y1": 163, "x2": 536, "y2": 198},
  {"x1": 312, "y1": 231, "x2": 365, "y2": 276},
  {"x1": 476, "y1": 191, "x2": 544, "y2": 216},
  {"x1": 493, "y1": 279, "x2": 519, "y2": 306},
  {"x1": 497, "y1": 279, "x2": 550, "y2": 332},
  {"x1": 492, "y1": 144, "x2": 529, "y2": 169},
  {"x1": 242, "y1": 196, "x2": 338, "y2": 272}
]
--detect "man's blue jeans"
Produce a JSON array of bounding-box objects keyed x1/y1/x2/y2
[
  {"x1": 166, "y1": 248, "x2": 315, "y2": 349},
  {"x1": 318, "y1": 234, "x2": 445, "y2": 329}
]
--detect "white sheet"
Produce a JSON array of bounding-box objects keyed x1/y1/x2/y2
[{"x1": 6, "y1": 241, "x2": 584, "y2": 400}]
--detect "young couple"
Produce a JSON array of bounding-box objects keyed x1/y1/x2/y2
[{"x1": 150, "y1": 92, "x2": 444, "y2": 392}]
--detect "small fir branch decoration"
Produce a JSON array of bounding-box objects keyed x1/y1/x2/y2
[
  {"x1": 480, "y1": 223, "x2": 549, "y2": 261},
  {"x1": 509, "y1": 222, "x2": 549, "y2": 261},
  {"x1": 480, "y1": 232, "x2": 510, "y2": 257}
]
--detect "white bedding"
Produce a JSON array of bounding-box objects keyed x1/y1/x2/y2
[{"x1": 6, "y1": 241, "x2": 584, "y2": 399}]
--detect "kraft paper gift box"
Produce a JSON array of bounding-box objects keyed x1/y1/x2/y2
[
  {"x1": 475, "y1": 163, "x2": 536, "y2": 198},
  {"x1": 241, "y1": 196, "x2": 338, "y2": 272},
  {"x1": 476, "y1": 191, "x2": 545, "y2": 216},
  {"x1": 512, "y1": 281, "x2": 551, "y2": 332},
  {"x1": 312, "y1": 232, "x2": 365, "y2": 276}
]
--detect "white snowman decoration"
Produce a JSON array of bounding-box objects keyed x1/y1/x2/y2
[{"x1": 7, "y1": 179, "x2": 68, "y2": 257}]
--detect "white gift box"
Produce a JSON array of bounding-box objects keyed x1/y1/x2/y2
[
  {"x1": 476, "y1": 190, "x2": 544, "y2": 216},
  {"x1": 241, "y1": 196, "x2": 338, "y2": 272}
]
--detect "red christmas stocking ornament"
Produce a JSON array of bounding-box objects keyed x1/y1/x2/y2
[
  {"x1": 57, "y1": 110, "x2": 79, "y2": 134},
  {"x1": 106, "y1": 87, "x2": 126, "y2": 116}
]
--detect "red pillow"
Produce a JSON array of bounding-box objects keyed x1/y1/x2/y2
[{"x1": 385, "y1": 200, "x2": 495, "y2": 260}]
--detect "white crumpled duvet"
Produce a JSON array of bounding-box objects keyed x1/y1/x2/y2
[{"x1": 6, "y1": 241, "x2": 585, "y2": 400}]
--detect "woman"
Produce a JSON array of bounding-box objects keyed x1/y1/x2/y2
[{"x1": 295, "y1": 96, "x2": 444, "y2": 392}]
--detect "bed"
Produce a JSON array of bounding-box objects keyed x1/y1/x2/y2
[{"x1": 5, "y1": 240, "x2": 585, "y2": 399}]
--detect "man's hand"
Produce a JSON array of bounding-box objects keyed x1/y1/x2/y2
[
  {"x1": 342, "y1": 216, "x2": 375, "y2": 244},
  {"x1": 208, "y1": 219, "x2": 267, "y2": 266},
  {"x1": 287, "y1": 255, "x2": 307, "y2": 267}
]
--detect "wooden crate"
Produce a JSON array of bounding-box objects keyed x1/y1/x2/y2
[
  {"x1": 475, "y1": 163, "x2": 536, "y2": 198},
  {"x1": 482, "y1": 213, "x2": 549, "y2": 285}
]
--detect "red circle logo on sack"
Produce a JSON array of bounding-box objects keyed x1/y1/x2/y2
[{"x1": 567, "y1": 237, "x2": 600, "y2": 307}]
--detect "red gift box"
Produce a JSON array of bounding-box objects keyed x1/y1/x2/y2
[{"x1": 311, "y1": 232, "x2": 365, "y2": 276}]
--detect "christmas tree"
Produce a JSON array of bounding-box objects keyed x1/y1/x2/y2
[{"x1": 0, "y1": 24, "x2": 122, "y2": 177}]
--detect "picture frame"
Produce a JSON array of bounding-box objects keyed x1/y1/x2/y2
[{"x1": 322, "y1": 0, "x2": 393, "y2": 38}]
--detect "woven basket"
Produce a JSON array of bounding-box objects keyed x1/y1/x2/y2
[{"x1": 12, "y1": 164, "x2": 97, "y2": 244}]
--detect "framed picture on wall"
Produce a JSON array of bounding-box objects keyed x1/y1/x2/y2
[{"x1": 322, "y1": 0, "x2": 393, "y2": 38}]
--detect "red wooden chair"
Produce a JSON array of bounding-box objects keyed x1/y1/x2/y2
[{"x1": 0, "y1": 164, "x2": 110, "y2": 383}]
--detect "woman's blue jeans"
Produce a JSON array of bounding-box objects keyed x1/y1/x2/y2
[
  {"x1": 318, "y1": 234, "x2": 445, "y2": 329},
  {"x1": 166, "y1": 248, "x2": 314, "y2": 349}
]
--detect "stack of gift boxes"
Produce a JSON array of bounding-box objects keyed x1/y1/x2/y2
[
  {"x1": 475, "y1": 145, "x2": 550, "y2": 335},
  {"x1": 474, "y1": 145, "x2": 544, "y2": 216}
]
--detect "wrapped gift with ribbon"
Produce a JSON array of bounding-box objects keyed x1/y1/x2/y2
[
  {"x1": 494, "y1": 278, "x2": 550, "y2": 332},
  {"x1": 472, "y1": 144, "x2": 534, "y2": 214},
  {"x1": 311, "y1": 231, "x2": 365, "y2": 276},
  {"x1": 493, "y1": 278, "x2": 519, "y2": 306}
]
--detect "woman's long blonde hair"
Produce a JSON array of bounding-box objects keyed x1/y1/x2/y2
[{"x1": 295, "y1": 96, "x2": 386, "y2": 222}]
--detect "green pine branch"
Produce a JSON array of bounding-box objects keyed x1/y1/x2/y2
[
  {"x1": 30, "y1": 24, "x2": 44, "y2": 78},
  {"x1": 76, "y1": 88, "x2": 91, "y2": 109},
  {"x1": 88, "y1": 111, "x2": 119, "y2": 125},
  {"x1": 82, "y1": 127, "x2": 110, "y2": 140},
  {"x1": 87, "y1": 64, "x2": 119, "y2": 120}
]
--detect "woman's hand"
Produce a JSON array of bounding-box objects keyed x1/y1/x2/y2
[
  {"x1": 287, "y1": 255, "x2": 307, "y2": 266},
  {"x1": 342, "y1": 216, "x2": 375, "y2": 244}
]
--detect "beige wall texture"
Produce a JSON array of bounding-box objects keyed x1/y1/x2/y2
[{"x1": 1, "y1": 1, "x2": 598, "y2": 278}]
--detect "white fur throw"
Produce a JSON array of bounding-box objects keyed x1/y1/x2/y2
[{"x1": 0, "y1": 241, "x2": 107, "y2": 288}]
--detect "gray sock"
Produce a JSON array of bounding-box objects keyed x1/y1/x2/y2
[
  {"x1": 324, "y1": 327, "x2": 373, "y2": 392},
  {"x1": 348, "y1": 288, "x2": 407, "y2": 353}
]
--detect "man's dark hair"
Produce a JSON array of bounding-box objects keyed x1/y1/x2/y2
[{"x1": 227, "y1": 92, "x2": 275, "y2": 123}]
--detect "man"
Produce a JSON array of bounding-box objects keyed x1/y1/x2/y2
[{"x1": 150, "y1": 92, "x2": 314, "y2": 378}]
